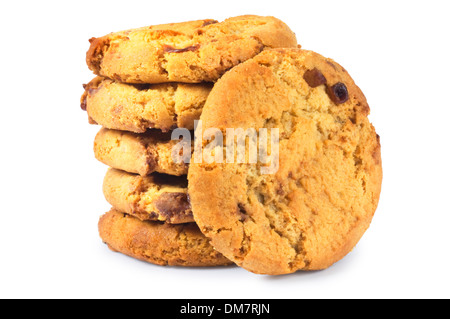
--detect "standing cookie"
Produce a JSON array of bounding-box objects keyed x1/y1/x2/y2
[
  {"x1": 86, "y1": 15, "x2": 297, "y2": 83},
  {"x1": 188, "y1": 49, "x2": 382, "y2": 275}
]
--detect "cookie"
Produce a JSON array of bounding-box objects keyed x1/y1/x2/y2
[
  {"x1": 86, "y1": 15, "x2": 297, "y2": 84},
  {"x1": 103, "y1": 168, "x2": 193, "y2": 224},
  {"x1": 94, "y1": 128, "x2": 191, "y2": 176},
  {"x1": 98, "y1": 209, "x2": 232, "y2": 267},
  {"x1": 188, "y1": 48, "x2": 382, "y2": 275},
  {"x1": 81, "y1": 77, "x2": 212, "y2": 132}
]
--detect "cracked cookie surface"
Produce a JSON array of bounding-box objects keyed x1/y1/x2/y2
[
  {"x1": 82, "y1": 77, "x2": 212, "y2": 132},
  {"x1": 86, "y1": 15, "x2": 297, "y2": 83},
  {"x1": 188, "y1": 48, "x2": 382, "y2": 275},
  {"x1": 98, "y1": 209, "x2": 232, "y2": 267},
  {"x1": 103, "y1": 168, "x2": 193, "y2": 224},
  {"x1": 94, "y1": 128, "x2": 191, "y2": 176}
]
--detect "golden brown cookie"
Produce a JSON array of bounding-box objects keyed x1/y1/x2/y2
[
  {"x1": 98, "y1": 209, "x2": 232, "y2": 267},
  {"x1": 188, "y1": 48, "x2": 382, "y2": 275},
  {"x1": 103, "y1": 168, "x2": 193, "y2": 224},
  {"x1": 81, "y1": 77, "x2": 212, "y2": 132},
  {"x1": 94, "y1": 128, "x2": 191, "y2": 176},
  {"x1": 86, "y1": 15, "x2": 297, "y2": 84}
]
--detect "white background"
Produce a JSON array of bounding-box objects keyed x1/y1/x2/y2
[{"x1": 1, "y1": 0, "x2": 449, "y2": 299}]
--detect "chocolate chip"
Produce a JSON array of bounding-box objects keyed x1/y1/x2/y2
[
  {"x1": 326, "y1": 60, "x2": 337, "y2": 70},
  {"x1": 130, "y1": 83, "x2": 152, "y2": 91},
  {"x1": 303, "y1": 68, "x2": 327, "y2": 88},
  {"x1": 111, "y1": 73, "x2": 124, "y2": 82},
  {"x1": 276, "y1": 184, "x2": 285, "y2": 196},
  {"x1": 88, "y1": 87, "x2": 99, "y2": 95},
  {"x1": 80, "y1": 89, "x2": 88, "y2": 111},
  {"x1": 163, "y1": 44, "x2": 200, "y2": 53},
  {"x1": 237, "y1": 203, "x2": 249, "y2": 222},
  {"x1": 154, "y1": 192, "x2": 192, "y2": 220},
  {"x1": 80, "y1": 98, "x2": 87, "y2": 111},
  {"x1": 326, "y1": 82, "x2": 349, "y2": 104},
  {"x1": 147, "y1": 212, "x2": 160, "y2": 220},
  {"x1": 202, "y1": 20, "x2": 218, "y2": 27},
  {"x1": 145, "y1": 155, "x2": 157, "y2": 174}
]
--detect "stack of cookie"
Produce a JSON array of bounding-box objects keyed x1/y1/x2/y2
[
  {"x1": 82, "y1": 16, "x2": 383, "y2": 275},
  {"x1": 81, "y1": 16, "x2": 299, "y2": 268}
]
